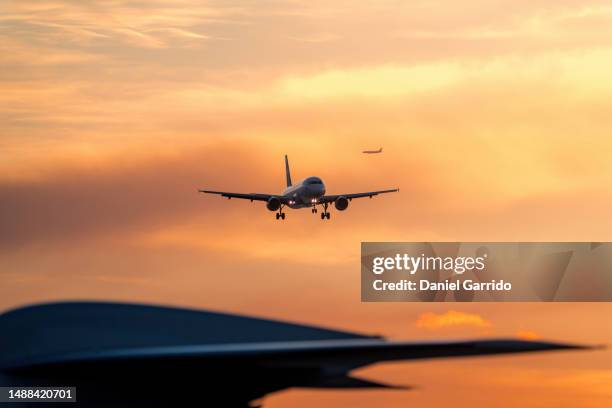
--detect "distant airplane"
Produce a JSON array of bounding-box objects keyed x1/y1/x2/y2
[
  {"x1": 0, "y1": 302, "x2": 591, "y2": 408},
  {"x1": 200, "y1": 155, "x2": 398, "y2": 220},
  {"x1": 362, "y1": 147, "x2": 383, "y2": 154}
]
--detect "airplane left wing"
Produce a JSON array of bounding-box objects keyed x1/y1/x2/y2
[
  {"x1": 318, "y1": 188, "x2": 399, "y2": 203},
  {"x1": 199, "y1": 190, "x2": 284, "y2": 203}
]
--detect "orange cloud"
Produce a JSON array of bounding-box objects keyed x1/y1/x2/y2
[
  {"x1": 416, "y1": 310, "x2": 492, "y2": 330},
  {"x1": 516, "y1": 330, "x2": 542, "y2": 340}
]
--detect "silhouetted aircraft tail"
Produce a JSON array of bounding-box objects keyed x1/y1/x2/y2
[
  {"x1": 284, "y1": 154, "x2": 292, "y2": 187},
  {"x1": 0, "y1": 302, "x2": 593, "y2": 408}
]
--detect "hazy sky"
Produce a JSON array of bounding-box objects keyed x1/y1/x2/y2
[{"x1": 1, "y1": 1, "x2": 612, "y2": 407}]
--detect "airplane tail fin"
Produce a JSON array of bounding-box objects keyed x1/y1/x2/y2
[{"x1": 284, "y1": 155, "x2": 292, "y2": 187}]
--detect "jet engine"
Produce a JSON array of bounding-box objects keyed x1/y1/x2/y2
[
  {"x1": 266, "y1": 197, "x2": 281, "y2": 211},
  {"x1": 334, "y1": 196, "x2": 349, "y2": 211}
]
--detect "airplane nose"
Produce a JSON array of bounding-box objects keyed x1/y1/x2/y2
[
  {"x1": 309, "y1": 184, "x2": 325, "y2": 196},
  {"x1": 305, "y1": 185, "x2": 322, "y2": 197}
]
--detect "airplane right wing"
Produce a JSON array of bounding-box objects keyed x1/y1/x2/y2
[{"x1": 318, "y1": 188, "x2": 399, "y2": 203}]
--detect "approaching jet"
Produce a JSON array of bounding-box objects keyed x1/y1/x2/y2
[
  {"x1": 362, "y1": 147, "x2": 383, "y2": 154},
  {"x1": 200, "y1": 155, "x2": 398, "y2": 220},
  {"x1": 0, "y1": 302, "x2": 591, "y2": 408}
]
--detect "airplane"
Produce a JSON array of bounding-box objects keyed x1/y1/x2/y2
[
  {"x1": 199, "y1": 155, "x2": 398, "y2": 220},
  {"x1": 0, "y1": 301, "x2": 593, "y2": 408},
  {"x1": 362, "y1": 147, "x2": 383, "y2": 154}
]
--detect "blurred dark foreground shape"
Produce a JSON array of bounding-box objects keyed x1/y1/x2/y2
[{"x1": 0, "y1": 302, "x2": 593, "y2": 407}]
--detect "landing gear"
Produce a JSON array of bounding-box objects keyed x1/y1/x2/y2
[
  {"x1": 311, "y1": 207, "x2": 318, "y2": 214},
  {"x1": 320, "y1": 203, "x2": 330, "y2": 220},
  {"x1": 276, "y1": 205, "x2": 286, "y2": 220}
]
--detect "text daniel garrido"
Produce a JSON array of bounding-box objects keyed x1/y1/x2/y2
[{"x1": 370, "y1": 253, "x2": 512, "y2": 292}]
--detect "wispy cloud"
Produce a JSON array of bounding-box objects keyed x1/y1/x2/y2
[
  {"x1": 416, "y1": 311, "x2": 492, "y2": 330},
  {"x1": 1, "y1": 1, "x2": 237, "y2": 49}
]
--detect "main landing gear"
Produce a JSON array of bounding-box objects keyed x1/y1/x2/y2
[
  {"x1": 319, "y1": 203, "x2": 330, "y2": 220},
  {"x1": 275, "y1": 205, "x2": 286, "y2": 220}
]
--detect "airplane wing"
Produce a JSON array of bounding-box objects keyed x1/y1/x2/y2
[
  {"x1": 0, "y1": 302, "x2": 592, "y2": 408},
  {"x1": 199, "y1": 190, "x2": 285, "y2": 203},
  {"x1": 318, "y1": 188, "x2": 399, "y2": 203}
]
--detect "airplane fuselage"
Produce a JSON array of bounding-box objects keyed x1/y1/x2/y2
[{"x1": 282, "y1": 176, "x2": 326, "y2": 209}]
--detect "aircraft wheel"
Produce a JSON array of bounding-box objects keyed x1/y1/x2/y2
[
  {"x1": 275, "y1": 213, "x2": 280, "y2": 220},
  {"x1": 320, "y1": 212, "x2": 325, "y2": 220},
  {"x1": 326, "y1": 212, "x2": 331, "y2": 219},
  {"x1": 281, "y1": 213, "x2": 286, "y2": 220}
]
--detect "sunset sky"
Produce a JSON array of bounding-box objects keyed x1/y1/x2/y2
[{"x1": 1, "y1": 1, "x2": 612, "y2": 406}]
